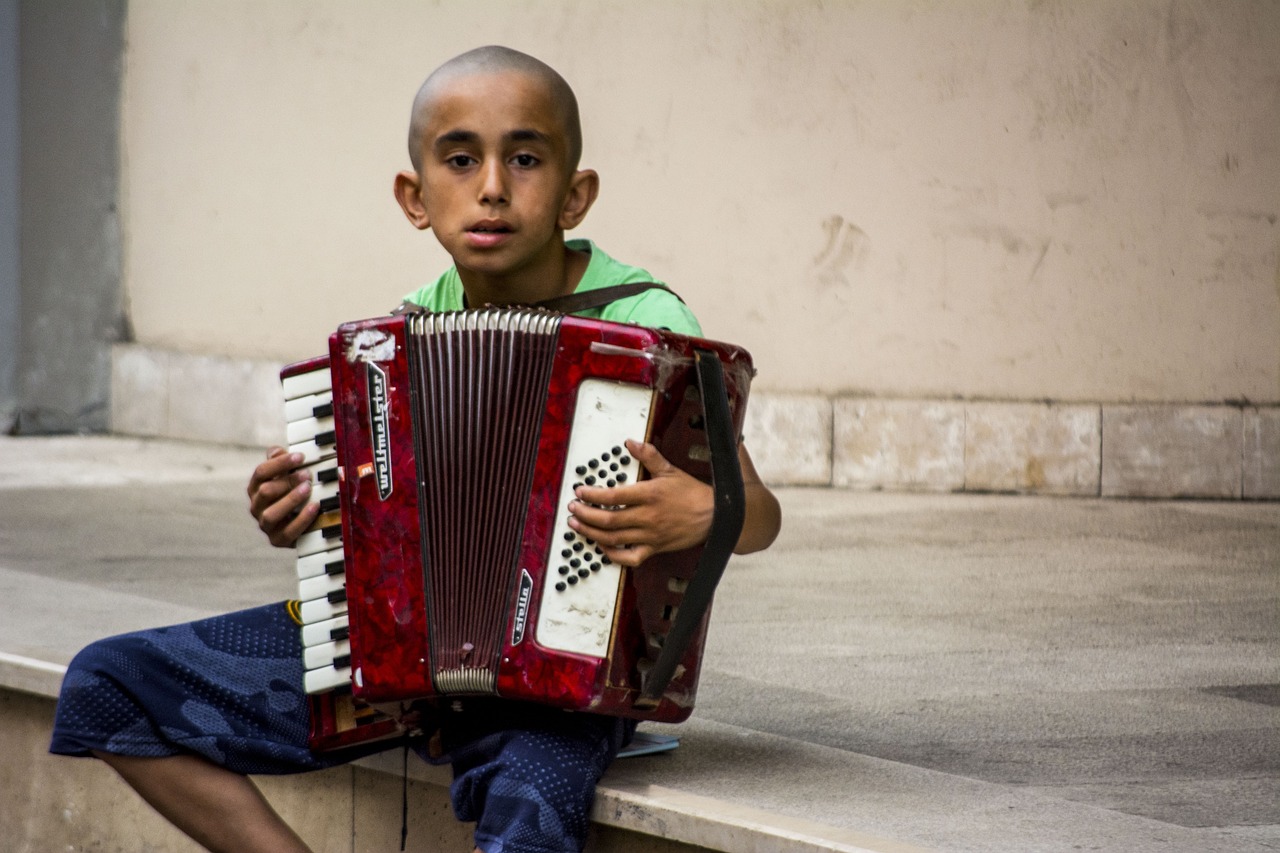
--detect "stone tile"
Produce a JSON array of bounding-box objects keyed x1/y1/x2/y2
[
  {"x1": 6, "y1": 691, "x2": 204, "y2": 852},
  {"x1": 1243, "y1": 408, "x2": 1280, "y2": 499},
  {"x1": 742, "y1": 393, "x2": 832, "y2": 486},
  {"x1": 257, "y1": 768, "x2": 358, "y2": 853},
  {"x1": 109, "y1": 344, "x2": 169, "y2": 437},
  {"x1": 1101, "y1": 406, "x2": 1242, "y2": 498},
  {"x1": 832, "y1": 399, "x2": 965, "y2": 491},
  {"x1": 964, "y1": 403, "x2": 1100, "y2": 495},
  {"x1": 167, "y1": 352, "x2": 285, "y2": 447},
  {"x1": 353, "y1": 759, "x2": 475, "y2": 852}
]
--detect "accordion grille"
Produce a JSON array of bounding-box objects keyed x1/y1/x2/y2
[{"x1": 405, "y1": 309, "x2": 561, "y2": 694}]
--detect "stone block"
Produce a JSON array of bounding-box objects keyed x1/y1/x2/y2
[
  {"x1": 964, "y1": 402, "x2": 1101, "y2": 495},
  {"x1": 832, "y1": 399, "x2": 965, "y2": 491},
  {"x1": 111, "y1": 344, "x2": 286, "y2": 447},
  {"x1": 1243, "y1": 408, "x2": 1280, "y2": 499},
  {"x1": 110, "y1": 344, "x2": 169, "y2": 437},
  {"x1": 741, "y1": 393, "x2": 832, "y2": 486},
  {"x1": 168, "y1": 352, "x2": 285, "y2": 447},
  {"x1": 1101, "y1": 405, "x2": 1242, "y2": 498}
]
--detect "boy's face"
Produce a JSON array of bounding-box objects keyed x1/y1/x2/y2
[{"x1": 397, "y1": 70, "x2": 595, "y2": 284}]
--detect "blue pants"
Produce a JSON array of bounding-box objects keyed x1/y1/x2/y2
[{"x1": 50, "y1": 602, "x2": 632, "y2": 853}]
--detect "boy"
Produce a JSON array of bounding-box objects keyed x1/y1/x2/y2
[{"x1": 51, "y1": 46, "x2": 781, "y2": 853}]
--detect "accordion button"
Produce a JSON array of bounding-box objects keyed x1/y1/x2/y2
[
  {"x1": 555, "y1": 582, "x2": 567, "y2": 592},
  {"x1": 567, "y1": 575, "x2": 578, "y2": 585}
]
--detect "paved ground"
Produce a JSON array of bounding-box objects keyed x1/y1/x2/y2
[{"x1": 1, "y1": 434, "x2": 1277, "y2": 852}]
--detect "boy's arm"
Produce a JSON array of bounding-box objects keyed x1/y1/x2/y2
[
  {"x1": 567, "y1": 440, "x2": 781, "y2": 568},
  {"x1": 247, "y1": 439, "x2": 784, "y2": 561}
]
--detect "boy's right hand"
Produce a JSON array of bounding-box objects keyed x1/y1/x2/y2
[{"x1": 248, "y1": 446, "x2": 319, "y2": 547}]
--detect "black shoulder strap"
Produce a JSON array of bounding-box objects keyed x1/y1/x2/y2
[
  {"x1": 530, "y1": 282, "x2": 684, "y2": 314},
  {"x1": 390, "y1": 281, "x2": 683, "y2": 317}
]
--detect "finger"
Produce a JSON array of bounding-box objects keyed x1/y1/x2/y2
[
  {"x1": 626, "y1": 438, "x2": 676, "y2": 476},
  {"x1": 257, "y1": 479, "x2": 316, "y2": 536},
  {"x1": 568, "y1": 486, "x2": 649, "y2": 522},
  {"x1": 596, "y1": 541, "x2": 653, "y2": 568},
  {"x1": 248, "y1": 449, "x2": 304, "y2": 496},
  {"x1": 268, "y1": 500, "x2": 321, "y2": 547},
  {"x1": 572, "y1": 475, "x2": 661, "y2": 510},
  {"x1": 249, "y1": 466, "x2": 311, "y2": 520}
]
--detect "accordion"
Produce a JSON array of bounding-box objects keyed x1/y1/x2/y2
[{"x1": 281, "y1": 308, "x2": 752, "y2": 751}]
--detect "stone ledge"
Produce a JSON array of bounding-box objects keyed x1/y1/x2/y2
[
  {"x1": 108, "y1": 345, "x2": 1279, "y2": 500},
  {"x1": 3, "y1": 658, "x2": 905, "y2": 853}
]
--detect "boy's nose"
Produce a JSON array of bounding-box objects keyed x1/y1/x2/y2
[{"x1": 478, "y1": 162, "x2": 509, "y2": 205}]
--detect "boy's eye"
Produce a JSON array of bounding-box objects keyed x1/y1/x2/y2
[
  {"x1": 446, "y1": 154, "x2": 476, "y2": 168},
  {"x1": 511, "y1": 153, "x2": 539, "y2": 168}
]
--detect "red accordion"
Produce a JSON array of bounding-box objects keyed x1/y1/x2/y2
[{"x1": 281, "y1": 309, "x2": 752, "y2": 751}]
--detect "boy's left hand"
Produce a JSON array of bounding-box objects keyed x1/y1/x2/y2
[{"x1": 566, "y1": 439, "x2": 712, "y2": 568}]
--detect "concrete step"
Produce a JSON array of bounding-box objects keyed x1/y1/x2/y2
[{"x1": 3, "y1": 671, "x2": 913, "y2": 853}]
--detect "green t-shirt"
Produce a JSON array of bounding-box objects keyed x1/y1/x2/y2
[{"x1": 401, "y1": 239, "x2": 702, "y2": 336}]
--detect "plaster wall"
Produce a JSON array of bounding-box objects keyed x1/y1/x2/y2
[{"x1": 120, "y1": 0, "x2": 1280, "y2": 404}]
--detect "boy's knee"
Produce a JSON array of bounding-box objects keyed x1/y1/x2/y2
[{"x1": 451, "y1": 726, "x2": 617, "y2": 851}]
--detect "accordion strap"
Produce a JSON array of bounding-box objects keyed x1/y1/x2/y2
[
  {"x1": 636, "y1": 348, "x2": 745, "y2": 708},
  {"x1": 390, "y1": 282, "x2": 683, "y2": 317}
]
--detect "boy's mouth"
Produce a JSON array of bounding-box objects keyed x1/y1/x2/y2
[{"x1": 465, "y1": 220, "x2": 514, "y2": 250}]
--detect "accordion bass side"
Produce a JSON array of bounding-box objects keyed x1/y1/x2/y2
[{"x1": 282, "y1": 309, "x2": 752, "y2": 749}]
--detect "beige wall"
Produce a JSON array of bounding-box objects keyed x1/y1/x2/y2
[{"x1": 121, "y1": 0, "x2": 1280, "y2": 403}]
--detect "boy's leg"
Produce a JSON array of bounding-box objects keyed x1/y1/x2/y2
[
  {"x1": 51, "y1": 602, "x2": 383, "y2": 851},
  {"x1": 51, "y1": 601, "x2": 342, "y2": 773},
  {"x1": 439, "y1": 703, "x2": 635, "y2": 853},
  {"x1": 94, "y1": 752, "x2": 312, "y2": 853}
]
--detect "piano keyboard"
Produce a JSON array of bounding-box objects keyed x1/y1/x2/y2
[{"x1": 282, "y1": 365, "x2": 351, "y2": 695}]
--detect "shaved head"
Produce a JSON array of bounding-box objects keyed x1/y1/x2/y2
[{"x1": 408, "y1": 46, "x2": 582, "y2": 173}]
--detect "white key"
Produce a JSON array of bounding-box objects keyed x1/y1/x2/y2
[
  {"x1": 282, "y1": 368, "x2": 331, "y2": 401},
  {"x1": 284, "y1": 390, "x2": 333, "y2": 423},
  {"x1": 297, "y1": 545, "x2": 344, "y2": 581},
  {"x1": 311, "y1": 475, "x2": 340, "y2": 508},
  {"x1": 296, "y1": 524, "x2": 341, "y2": 558},
  {"x1": 301, "y1": 615, "x2": 349, "y2": 648},
  {"x1": 304, "y1": 665, "x2": 352, "y2": 695},
  {"x1": 299, "y1": 591, "x2": 348, "y2": 625},
  {"x1": 304, "y1": 638, "x2": 350, "y2": 670},
  {"x1": 299, "y1": 570, "x2": 345, "y2": 603},
  {"x1": 289, "y1": 435, "x2": 337, "y2": 466},
  {"x1": 287, "y1": 414, "x2": 336, "y2": 446}
]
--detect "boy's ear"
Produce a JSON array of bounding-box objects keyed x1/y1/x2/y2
[
  {"x1": 394, "y1": 170, "x2": 431, "y2": 230},
  {"x1": 558, "y1": 168, "x2": 599, "y2": 230}
]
